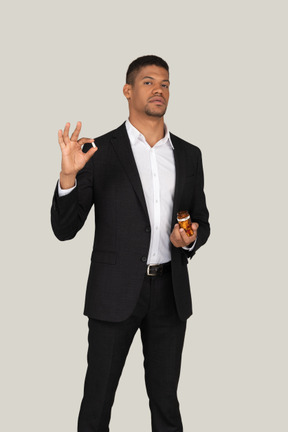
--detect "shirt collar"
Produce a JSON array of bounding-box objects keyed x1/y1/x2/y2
[{"x1": 125, "y1": 119, "x2": 174, "y2": 150}]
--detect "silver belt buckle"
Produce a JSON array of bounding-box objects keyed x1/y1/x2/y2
[{"x1": 147, "y1": 264, "x2": 157, "y2": 276}]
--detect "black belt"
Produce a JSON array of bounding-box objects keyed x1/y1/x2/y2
[{"x1": 146, "y1": 262, "x2": 171, "y2": 277}]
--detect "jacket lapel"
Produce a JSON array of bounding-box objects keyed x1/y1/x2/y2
[
  {"x1": 110, "y1": 124, "x2": 187, "y2": 230},
  {"x1": 110, "y1": 123, "x2": 150, "y2": 221}
]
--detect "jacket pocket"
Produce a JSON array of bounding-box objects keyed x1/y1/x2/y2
[{"x1": 91, "y1": 250, "x2": 117, "y2": 264}]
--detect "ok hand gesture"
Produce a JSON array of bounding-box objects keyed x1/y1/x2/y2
[{"x1": 58, "y1": 121, "x2": 97, "y2": 189}]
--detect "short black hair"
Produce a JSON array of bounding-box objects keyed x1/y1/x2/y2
[{"x1": 126, "y1": 55, "x2": 169, "y2": 85}]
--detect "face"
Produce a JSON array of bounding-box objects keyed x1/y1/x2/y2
[{"x1": 123, "y1": 65, "x2": 170, "y2": 119}]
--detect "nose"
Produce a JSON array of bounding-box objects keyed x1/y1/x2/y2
[{"x1": 153, "y1": 82, "x2": 163, "y2": 95}]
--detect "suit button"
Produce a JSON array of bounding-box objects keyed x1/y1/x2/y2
[
  {"x1": 145, "y1": 227, "x2": 151, "y2": 233},
  {"x1": 141, "y1": 256, "x2": 147, "y2": 262}
]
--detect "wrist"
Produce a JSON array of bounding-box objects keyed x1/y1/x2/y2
[{"x1": 59, "y1": 172, "x2": 76, "y2": 189}]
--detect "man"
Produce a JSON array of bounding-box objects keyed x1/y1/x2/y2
[{"x1": 51, "y1": 55, "x2": 210, "y2": 432}]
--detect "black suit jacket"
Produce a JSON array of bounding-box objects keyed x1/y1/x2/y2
[{"x1": 51, "y1": 122, "x2": 210, "y2": 322}]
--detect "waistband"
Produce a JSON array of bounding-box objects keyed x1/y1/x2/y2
[{"x1": 146, "y1": 262, "x2": 171, "y2": 277}]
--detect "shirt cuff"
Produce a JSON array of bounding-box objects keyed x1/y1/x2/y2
[
  {"x1": 182, "y1": 237, "x2": 197, "y2": 252},
  {"x1": 58, "y1": 179, "x2": 77, "y2": 197}
]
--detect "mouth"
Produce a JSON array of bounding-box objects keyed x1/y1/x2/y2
[{"x1": 149, "y1": 97, "x2": 165, "y2": 105}]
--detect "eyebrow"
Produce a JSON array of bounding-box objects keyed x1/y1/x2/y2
[{"x1": 141, "y1": 76, "x2": 170, "y2": 83}]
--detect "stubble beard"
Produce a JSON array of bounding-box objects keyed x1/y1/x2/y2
[{"x1": 144, "y1": 105, "x2": 167, "y2": 118}]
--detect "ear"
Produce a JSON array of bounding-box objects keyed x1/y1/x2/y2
[{"x1": 123, "y1": 84, "x2": 131, "y2": 100}]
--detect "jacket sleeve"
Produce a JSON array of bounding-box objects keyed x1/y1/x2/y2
[
  {"x1": 182, "y1": 148, "x2": 210, "y2": 260},
  {"x1": 50, "y1": 156, "x2": 94, "y2": 241}
]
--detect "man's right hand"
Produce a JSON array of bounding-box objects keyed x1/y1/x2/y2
[{"x1": 58, "y1": 121, "x2": 97, "y2": 189}]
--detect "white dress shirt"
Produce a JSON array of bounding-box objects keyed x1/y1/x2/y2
[
  {"x1": 125, "y1": 120, "x2": 175, "y2": 264},
  {"x1": 58, "y1": 120, "x2": 196, "y2": 263}
]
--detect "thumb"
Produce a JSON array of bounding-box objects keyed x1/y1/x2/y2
[{"x1": 84, "y1": 146, "x2": 98, "y2": 162}]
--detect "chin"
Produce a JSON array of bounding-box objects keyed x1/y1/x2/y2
[{"x1": 145, "y1": 108, "x2": 167, "y2": 118}]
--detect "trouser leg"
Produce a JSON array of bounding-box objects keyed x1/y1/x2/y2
[
  {"x1": 77, "y1": 317, "x2": 138, "y2": 432},
  {"x1": 78, "y1": 276, "x2": 151, "y2": 432},
  {"x1": 140, "y1": 273, "x2": 187, "y2": 432}
]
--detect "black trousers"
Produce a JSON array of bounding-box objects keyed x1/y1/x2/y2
[{"x1": 78, "y1": 270, "x2": 187, "y2": 432}]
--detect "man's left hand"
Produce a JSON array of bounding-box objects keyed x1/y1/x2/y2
[{"x1": 170, "y1": 223, "x2": 199, "y2": 248}]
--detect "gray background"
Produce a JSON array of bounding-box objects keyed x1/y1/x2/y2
[{"x1": 1, "y1": 0, "x2": 287, "y2": 431}]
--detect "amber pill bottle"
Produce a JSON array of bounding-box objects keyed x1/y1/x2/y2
[{"x1": 177, "y1": 210, "x2": 194, "y2": 237}]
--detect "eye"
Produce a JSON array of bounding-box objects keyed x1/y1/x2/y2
[
  {"x1": 162, "y1": 84, "x2": 169, "y2": 88},
  {"x1": 144, "y1": 81, "x2": 152, "y2": 85}
]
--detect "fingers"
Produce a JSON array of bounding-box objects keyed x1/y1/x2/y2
[
  {"x1": 177, "y1": 224, "x2": 193, "y2": 245},
  {"x1": 63, "y1": 122, "x2": 71, "y2": 145},
  {"x1": 172, "y1": 224, "x2": 182, "y2": 243},
  {"x1": 191, "y1": 223, "x2": 199, "y2": 234},
  {"x1": 180, "y1": 222, "x2": 198, "y2": 242},
  {"x1": 77, "y1": 137, "x2": 96, "y2": 148},
  {"x1": 84, "y1": 146, "x2": 98, "y2": 162},
  {"x1": 170, "y1": 223, "x2": 198, "y2": 248},
  {"x1": 179, "y1": 226, "x2": 196, "y2": 244},
  {"x1": 58, "y1": 122, "x2": 94, "y2": 149},
  {"x1": 61, "y1": 121, "x2": 82, "y2": 145},
  {"x1": 170, "y1": 224, "x2": 188, "y2": 247},
  {"x1": 58, "y1": 129, "x2": 65, "y2": 150},
  {"x1": 70, "y1": 121, "x2": 82, "y2": 142},
  {"x1": 179, "y1": 222, "x2": 198, "y2": 238}
]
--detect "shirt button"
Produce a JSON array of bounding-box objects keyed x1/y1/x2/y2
[
  {"x1": 145, "y1": 227, "x2": 151, "y2": 233},
  {"x1": 141, "y1": 256, "x2": 147, "y2": 262}
]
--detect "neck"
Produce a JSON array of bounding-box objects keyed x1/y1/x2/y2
[{"x1": 128, "y1": 114, "x2": 165, "y2": 147}]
